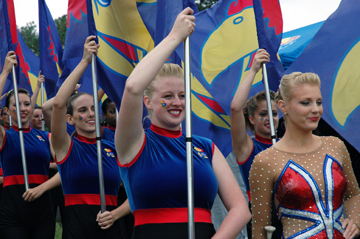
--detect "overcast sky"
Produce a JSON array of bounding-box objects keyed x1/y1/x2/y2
[{"x1": 14, "y1": 0, "x2": 342, "y2": 32}]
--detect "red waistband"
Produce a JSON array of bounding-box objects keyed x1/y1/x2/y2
[
  {"x1": 64, "y1": 194, "x2": 117, "y2": 207},
  {"x1": 133, "y1": 208, "x2": 212, "y2": 226},
  {"x1": 3, "y1": 174, "x2": 48, "y2": 187}
]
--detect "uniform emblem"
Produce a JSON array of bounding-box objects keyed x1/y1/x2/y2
[
  {"x1": 104, "y1": 148, "x2": 115, "y2": 157},
  {"x1": 36, "y1": 135, "x2": 45, "y2": 142},
  {"x1": 194, "y1": 147, "x2": 208, "y2": 158}
]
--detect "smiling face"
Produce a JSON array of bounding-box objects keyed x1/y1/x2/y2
[
  {"x1": 249, "y1": 100, "x2": 279, "y2": 138},
  {"x1": 280, "y1": 84, "x2": 323, "y2": 132},
  {"x1": 144, "y1": 76, "x2": 185, "y2": 130},
  {"x1": 32, "y1": 108, "x2": 43, "y2": 130},
  {"x1": 67, "y1": 94, "x2": 96, "y2": 136},
  {"x1": 7, "y1": 93, "x2": 32, "y2": 127}
]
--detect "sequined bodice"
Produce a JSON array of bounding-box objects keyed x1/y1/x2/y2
[
  {"x1": 275, "y1": 156, "x2": 347, "y2": 238},
  {"x1": 249, "y1": 136, "x2": 360, "y2": 239}
]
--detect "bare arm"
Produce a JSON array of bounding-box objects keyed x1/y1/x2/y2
[
  {"x1": 230, "y1": 49, "x2": 269, "y2": 162},
  {"x1": 22, "y1": 172, "x2": 61, "y2": 202},
  {"x1": 30, "y1": 71, "x2": 45, "y2": 109},
  {"x1": 51, "y1": 36, "x2": 99, "y2": 162},
  {"x1": 212, "y1": 146, "x2": 251, "y2": 239},
  {"x1": 97, "y1": 199, "x2": 131, "y2": 230},
  {"x1": 115, "y1": 8, "x2": 195, "y2": 164},
  {"x1": 0, "y1": 52, "x2": 17, "y2": 145}
]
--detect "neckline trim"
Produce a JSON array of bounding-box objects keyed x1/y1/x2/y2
[
  {"x1": 255, "y1": 134, "x2": 273, "y2": 144},
  {"x1": 12, "y1": 125, "x2": 31, "y2": 133},
  {"x1": 76, "y1": 134, "x2": 97, "y2": 144},
  {"x1": 150, "y1": 124, "x2": 182, "y2": 138}
]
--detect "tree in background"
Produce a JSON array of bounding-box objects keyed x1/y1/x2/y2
[
  {"x1": 196, "y1": 0, "x2": 218, "y2": 11},
  {"x1": 18, "y1": 14, "x2": 67, "y2": 56}
]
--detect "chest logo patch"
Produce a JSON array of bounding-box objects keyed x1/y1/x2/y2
[
  {"x1": 36, "y1": 135, "x2": 45, "y2": 142},
  {"x1": 194, "y1": 147, "x2": 208, "y2": 158},
  {"x1": 104, "y1": 148, "x2": 115, "y2": 157}
]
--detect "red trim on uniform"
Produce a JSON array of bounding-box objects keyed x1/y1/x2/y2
[
  {"x1": 118, "y1": 135, "x2": 146, "y2": 168},
  {"x1": 3, "y1": 125, "x2": 10, "y2": 130},
  {"x1": 237, "y1": 144, "x2": 255, "y2": 166},
  {"x1": 12, "y1": 125, "x2": 31, "y2": 133},
  {"x1": 133, "y1": 208, "x2": 212, "y2": 226},
  {"x1": 247, "y1": 190, "x2": 251, "y2": 202},
  {"x1": 150, "y1": 124, "x2": 182, "y2": 138},
  {"x1": 106, "y1": 125, "x2": 116, "y2": 131},
  {"x1": 254, "y1": 134, "x2": 272, "y2": 144},
  {"x1": 76, "y1": 134, "x2": 97, "y2": 144},
  {"x1": 64, "y1": 194, "x2": 118, "y2": 206},
  {"x1": 3, "y1": 174, "x2": 49, "y2": 187},
  {"x1": 0, "y1": 167, "x2": 3, "y2": 176},
  {"x1": 56, "y1": 140, "x2": 74, "y2": 165},
  {"x1": 0, "y1": 132, "x2": 6, "y2": 151},
  {"x1": 212, "y1": 142, "x2": 215, "y2": 155}
]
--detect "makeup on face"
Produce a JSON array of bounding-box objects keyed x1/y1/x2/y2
[
  {"x1": 78, "y1": 115, "x2": 82, "y2": 120},
  {"x1": 259, "y1": 116, "x2": 265, "y2": 121},
  {"x1": 160, "y1": 100, "x2": 166, "y2": 107}
]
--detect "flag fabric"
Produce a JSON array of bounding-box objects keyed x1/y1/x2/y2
[
  {"x1": 39, "y1": 0, "x2": 64, "y2": 99},
  {"x1": 171, "y1": 0, "x2": 283, "y2": 156},
  {"x1": 284, "y1": 0, "x2": 360, "y2": 152},
  {"x1": 0, "y1": 0, "x2": 33, "y2": 99},
  {"x1": 17, "y1": 31, "x2": 42, "y2": 106}
]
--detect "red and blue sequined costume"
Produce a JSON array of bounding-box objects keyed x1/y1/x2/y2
[
  {"x1": 119, "y1": 124, "x2": 218, "y2": 239},
  {"x1": 250, "y1": 137, "x2": 360, "y2": 239}
]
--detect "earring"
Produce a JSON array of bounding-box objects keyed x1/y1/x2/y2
[{"x1": 284, "y1": 112, "x2": 287, "y2": 115}]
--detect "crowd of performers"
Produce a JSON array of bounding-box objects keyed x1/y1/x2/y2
[{"x1": 0, "y1": 8, "x2": 359, "y2": 239}]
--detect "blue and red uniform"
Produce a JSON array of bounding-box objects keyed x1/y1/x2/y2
[
  {"x1": 102, "y1": 125, "x2": 115, "y2": 142},
  {"x1": 0, "y1": 126, "x2": 55, "y2": 239},
  {"x1": 237, "y1": 135, "x2": 277, "y2": 201},
  {"x1": 56, "y1": 134, "x2": 123, "y2": 239},
  {"x1": 67, "y1": 122, "x2": 76, "y2": 136},
  {"x1": 119, "y1": 124, "x2": 218, "y2": 239}
]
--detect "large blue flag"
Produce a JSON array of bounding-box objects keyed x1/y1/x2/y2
[
  {"x1": 171, "y1": 0, "x2": 283, "y2": 156},
  {"x1": 39, "y1": 0, "x2": 64, "y2": 99},
  {"x1": 284, "y1": 0, "x2": 360, "y2": 152},
  {"x1": 0, "y1": 0, "x2": 33, "y2": 98},
  {"x1": 59, "y1": 0, "x2": 92, "y2": 95}
]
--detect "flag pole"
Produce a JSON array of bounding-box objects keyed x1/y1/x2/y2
[
  {"x1": 11, "y1": 65, "x2": 29, "y2": 191},
  {"x1": 184, "y1": 36, "x2": 195, "y2": 239},
  {"x1": 41, "y1": 82, "x2": 45, "y2": 131},
  {"x1": 262, "y1": 63, "x2": 276, "y2": 145},
  {"x1": 91, "y1": 53, "x2": 106, "y2": 213}
]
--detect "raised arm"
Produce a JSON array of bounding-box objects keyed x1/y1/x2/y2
[
  {"x1": 0, "y1": 52, "x2": 17, "y2": 145},
  {"x1": 115, "y1": 8, "x2": 195, "y2": 164},
  {"x1": 230, "y1": 49, "x2": 269, "y2": 162},
  {"x1": 212, "y1": 146, "x2": 251, "y2": 238},
  {"x1": 42, "y1": 84, "x2": 80, "y2": 129},
  {"x1": 30, "y1": 71, "x2": 45, "y2": 109},
  {"x1": 51, "y1": 36, "x2": 99, "y2": 162}
]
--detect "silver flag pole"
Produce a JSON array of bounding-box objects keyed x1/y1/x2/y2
[
  {"x1": 11, "y1": 65, "x2": 29, "y2": 191},
  {"x1": 41, "y1": 82, "x2": 45, "y2": 131},
  {"x1": 91, "y1": 53, "x2": 106, "y2": 213},
  {"x1": 262, "y1": 64, "x2": 276, "y2": 145},
  {"x1": 184, "y1": 36, "x2": 195, "y2": 239}
]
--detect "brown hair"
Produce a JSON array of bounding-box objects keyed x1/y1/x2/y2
[
  {"x1": 5, "y1": 88, "x2": 30, "y2": 108},
  {"x1": 243, "y1": 90, "x2": 277, "y2": 133},
  {"x1": 144, "y1": 63, "x2": 183, "y2": 119}
]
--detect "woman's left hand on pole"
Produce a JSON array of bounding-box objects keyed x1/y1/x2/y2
[
  {"x1": 168, "y1": 7, "x2": 195, "y2": 42},
  {"x1": 97, "y1": 210, "x2": 115, "y2": 230}
]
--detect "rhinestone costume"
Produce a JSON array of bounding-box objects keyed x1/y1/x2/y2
[{"x1": 249, "y1": 136, "x2": 360, "y2": 239}]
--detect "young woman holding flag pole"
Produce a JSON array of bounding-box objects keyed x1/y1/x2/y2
[
  {"x1": 50, "y1": 36, "x2": 129, "y2": 239},
  {"x1": 115, "y1": 8, "x2": 250, "y2": 239}
]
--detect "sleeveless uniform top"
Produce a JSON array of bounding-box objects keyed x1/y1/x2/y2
[
  {"x1": 102, "y1": 125, "x2": 115, "y2": 142},
  {"x1": 237, "y1": 135, "x2": 277, "y2": 201},
  {"x1": 56, "y1": 134, "x2": 123, "y2": 239},
  {"x1": 249, "y1": 136, "x2": 360, "y2": 239},
  {"x1": 56, "y1": 134, "x2": 121, "y2": 206},
  {"x1": 0, "y1": 126, "x2": 51, "y2": 187},
  {"x1": 119, "y1": 124, "x2": 218, "y2": 228},
  {"x1": 0, "y1": 126, "x2": 55, "y2": 238}
]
